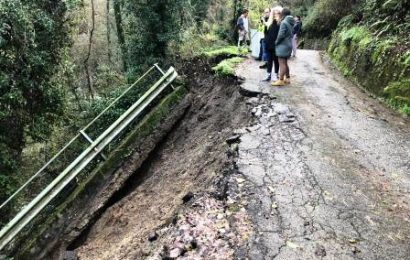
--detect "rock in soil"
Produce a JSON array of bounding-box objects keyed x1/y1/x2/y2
[
  {"x1": 148, "y1": 232, "x2": 158, "y2": 242},
  {"x1": 182, "y1": 192, "x2": 194, "y2": 204}
]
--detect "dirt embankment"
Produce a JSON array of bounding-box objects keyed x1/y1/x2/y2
[{"x1": 51, "y1": 57, "x2": 251, "y2": 259}]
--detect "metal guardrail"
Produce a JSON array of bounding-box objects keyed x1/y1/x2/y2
[{"x1": 0, "y1": 65, "x2": 178, "y2": 251}]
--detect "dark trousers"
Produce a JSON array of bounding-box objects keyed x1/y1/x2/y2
[
  {"x1": 258, "y1": 39, "x2": 264, "y2": 60},
  {"x1": 267, "y1": 49, "x2": 279, "y2": 74}
]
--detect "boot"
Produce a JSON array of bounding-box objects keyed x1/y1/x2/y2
[{"x1": 271, "y1": 79, "x2": 286, "y2": 86}]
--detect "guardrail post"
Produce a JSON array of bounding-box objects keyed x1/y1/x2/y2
[
  {"x1": 155, "y1": 63, "x2": 175, "y2": 90},
  {"x1": 80, "y1": 130, "x2": 107, "y2": 161}
]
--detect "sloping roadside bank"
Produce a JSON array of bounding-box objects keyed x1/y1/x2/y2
[
  {"x1": 7, "y1": 84, "x2": 190, "y2": 260},
  {"x1": 63, "y1": 53, "x2": 250, "y2": 259},
  {"x1": 10, "y1": 51, "x2": 245, "y2": 259}
]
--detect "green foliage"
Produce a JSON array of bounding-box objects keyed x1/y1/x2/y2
[
  {"x1": 0, "y1": 0, "x2": 76, "y2": 208},
  {"x1": 329, "y1": 22, "x2": 409, "y2": 115},
  {"x1": 248, "y1": 0, "x2": 275, "y2": 24},
  {"x1": 203, "y1": 46, "x2": 248, "y2": 57},
  {"x1": 174, "y1": 25, "x2": 227, "y2": 59},
  {"x1": 364, "y1": 0, "x2": 409, "y2": 37},
  {"x1": 384, "y1": 79, "x2": 410, "y2": 115},
  {"x1": 278, "y1": 0, "x2": 317, "y2": 17},
  {"x1": 303, "y1": 0, "x2": 358, "y2": 37},
  {"x1": 212, "y1": 57, "x2": 245, "y2": 76},
  {"x1": 122, "y1": 0, "x2": 212, "y2": 78},
  {"x1": 327, "y1": 0, "x2": 410, "y2": 115},
  {"x1": 340, "y1": 27, "x2": 372, "y2": 47},
  {"x1": 403, "y1": 51, "x2": 410, "y2": 67}
]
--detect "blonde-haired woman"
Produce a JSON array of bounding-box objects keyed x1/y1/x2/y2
[
  {"x1": 272, "y1": 8, "x2": 295, "y2": 86},
  {"x1": 262, "y1": 6, "x2": 282, "y2": 81}
]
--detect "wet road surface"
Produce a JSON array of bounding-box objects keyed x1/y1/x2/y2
[{"x1": 233, "y1": 50, "x2": 410, "y2": 260}]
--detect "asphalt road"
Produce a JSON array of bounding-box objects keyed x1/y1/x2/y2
[{"x1": 234, "y1": 50, "x2": 410, "y2": 260}]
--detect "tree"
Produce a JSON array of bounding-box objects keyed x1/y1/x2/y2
[
  {"x1": 0, "y1": 0, "x2": 76, "y2": 217},
  {"x1": 119, "y1": 0, "x2": 212, "y2": 77}
]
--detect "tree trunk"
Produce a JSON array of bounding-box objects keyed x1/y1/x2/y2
[
  {"x1": 106, "y1": 0, "x2": 112, "y2": 65},
  {"x1": 233, "y1": 0, "x2": 238, "y2": 26},
  {"x1": 84, "y1": 0, "x2": 96, "y2": 99},
  {"x1": 113, "y1": 0, "x2": 127, "y2": 72}
]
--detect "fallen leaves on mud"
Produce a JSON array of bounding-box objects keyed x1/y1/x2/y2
[{"x1": 148, "y1": 194, "x2": 252, "y2": 260}]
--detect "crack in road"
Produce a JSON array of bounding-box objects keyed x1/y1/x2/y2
[{"x1": 231, "y1": 51, "x2": 410, "y2": 260}]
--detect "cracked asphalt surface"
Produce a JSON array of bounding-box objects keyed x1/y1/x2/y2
[{"x1": 233, "y1": 50, "x2": 410, "y2": 260}]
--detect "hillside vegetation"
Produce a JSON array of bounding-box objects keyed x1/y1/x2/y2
[
  {"x1": 328, "y1": 0, "x2": 410, "y2": 114},
  {"x1": 0, "y1": 0, "x2": 214, "y2": 225}
]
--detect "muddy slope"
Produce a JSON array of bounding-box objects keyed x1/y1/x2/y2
[{"x1": 68, "y1": 59, "x2": 249, "y2": 259}]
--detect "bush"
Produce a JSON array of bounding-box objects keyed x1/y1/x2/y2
[
  {"x1": 329, "y1": 24, "x2": 409, "y2": 115},
  {"x1": 212, "y1": 57, "x2": 245, "y2": 76},
  {"x1": 203, "y1": 46, "x2": 248, "y2": 58},
  {"x1": 384, "y1": 79, "x2": 410, "y2": 115},
  {"x1": 303, "y1": 0, "x2": 358, "y2": 38}
]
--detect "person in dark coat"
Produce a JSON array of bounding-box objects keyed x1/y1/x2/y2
[
  {"x1": 262, "y1": 7, "x2": 282, "y2": 81},
  {"x1": 258, "y1": 8, "x2": 271, "y2": 67},
  {"x1": 272, "y1": 8, "x2": 295, "y2": 86}
]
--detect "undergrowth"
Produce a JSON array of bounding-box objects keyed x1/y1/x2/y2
[
  {"x1": 212, "y1": 57, "x2": 245, "y2": 76},
  {"x1": 384, "y1": 79, "x2": 410, "y2": 115},
  {"x1": 203, "y1": 46, "x2": 248, "y2": 58},
  {"x1": 329, "y1": 25, "x2": 409, "y2": 116}
]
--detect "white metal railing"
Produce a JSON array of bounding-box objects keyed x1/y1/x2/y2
[{"x1": 0, "y1": 65, "x2": 178, "y2": 251}]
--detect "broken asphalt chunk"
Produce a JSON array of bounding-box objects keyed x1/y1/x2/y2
[
  {"x1": 63, "y1": 251, "x2": 77, "y2": 260},
  {"x1": 169, "y1": 248, "x2": 183, "y2": 258},
  {"x1": 314, "y1": 245, "x2": 327, "y2": 257},
  {"x1": 226, "y1": 134, "x2": 241, "y2": 145},
  {"x1": 246, "y1": 97, "x2": 259, "y2": 105},
  {"x1": 279, "y1": 114, "x2": 296, "y2": 123}
]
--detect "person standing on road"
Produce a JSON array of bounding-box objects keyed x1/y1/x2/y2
[
  {"x1": 272, "y1": 8, "x2": 294, "y2": 86},
  {"x1": 258, "y1": 8, "x2": 271, "y2": 68},
  {"x1": 237, "y1": 9, "x2": 250, "y2": 52},
  {"x1": 262, "y1": 6, "x2": 282, "y2": 81},
  {"x1": 292, "y1": 16, "x2": 302, "y2": 58}
]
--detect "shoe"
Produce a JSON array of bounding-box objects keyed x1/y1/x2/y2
[
  {"x1": 284, "y1": 77, "x2": 291, "y2": 85},
  {"x1": 272, "y1": 80, "x2": 286, "y2": 86},
  {"x1": 274, "y1": 73, "x2": 279, "y2": 79},
  {"x1": 262, "y1": 73, "x2": 271, "y2": 81},
  {"x1": 259, "y1": 63, "x2": 268, "y2": 69}
]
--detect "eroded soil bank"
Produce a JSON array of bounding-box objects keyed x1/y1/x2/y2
[
  {"x1": 58, "y1": 58, "x2": 251, "y2": 259},
  {"x1": 54, "y1": 51, "x2": 409, "y2": 260}
]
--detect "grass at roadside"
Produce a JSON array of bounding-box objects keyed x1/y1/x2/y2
[
  {"x1": 203, "y1": 46, "x2": 249, "y2": 58},
  {"x1": 212, "y1": 57, "x2": 245, "y2": 76}
]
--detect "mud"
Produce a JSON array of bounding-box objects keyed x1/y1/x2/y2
[{"x1": 70, "y1": 59, "x2": 249, "y2": 259}]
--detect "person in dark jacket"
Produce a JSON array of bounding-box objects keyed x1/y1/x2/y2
[
  {"x1": 292, "y1": 16, "x2": 302, "y2": 57},
  {"x1": 262, "y1": 7, "x2": 282, "y2": 81},
  {"x1": 272, "y1": 8, "x2": 295, "y2": 86},
  {"x1": 258, "y1": 8, "x2": 271, "y2": 67}
]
